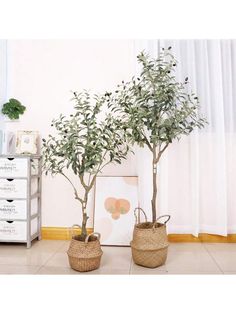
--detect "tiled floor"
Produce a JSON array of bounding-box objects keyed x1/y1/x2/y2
[{"x1": 0, "y1": 240, "x2": 236, "y2": 274}]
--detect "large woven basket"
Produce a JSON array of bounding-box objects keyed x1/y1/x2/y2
[
  {"x1": 130, "y1": 208, "x2": 170, "y2": 268},
  {"x1": 67, "y1": 225, "x2": 103, "y2": 272}
]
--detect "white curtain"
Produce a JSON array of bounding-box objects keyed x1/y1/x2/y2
[{"x1": 135, "y1": 39, "x2": 236, "y2": 236}]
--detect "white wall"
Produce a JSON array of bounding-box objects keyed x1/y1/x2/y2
[
  {"x1": 5, "y1": 39, "x2": 137, "y2": 227},
  {"x1": 0, "y1": 40, "x2": 7, "y2": 129}
]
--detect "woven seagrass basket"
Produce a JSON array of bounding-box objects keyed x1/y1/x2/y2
[
  {"x1": 67, "y1": 225, "x2": 103, "y2": 272},
  {"x1": 130, "y1": 208, "x2": 170, "y2": 268}
]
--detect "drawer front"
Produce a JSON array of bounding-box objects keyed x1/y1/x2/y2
[
  {"x1": 0, "y1": 221, "x2": 27, "y2": 241},
  {"x1": 0, "y1": 158, "x2": 28, "y2": 178},
  {"x1": 0, "y1": 200, "x2": 27, "y2": 220},
  {"x1": 0, "y1": 179, "x2": 27, "y2": 198}
]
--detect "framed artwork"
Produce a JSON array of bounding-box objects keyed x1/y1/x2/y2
[
  {"x1": 16, "y1": 131, "x2": 39, "y2": 155},
  {"x1": 94, "y1": 176, "x2": 139, "y2": 246}
]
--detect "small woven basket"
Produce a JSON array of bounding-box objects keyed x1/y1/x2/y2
[
  {"x1": 130, "y1": 208, "x2": 170, "y2": 268},
  {"x1": 67, "y1": 225, "x2": 103, "y2": 272}
]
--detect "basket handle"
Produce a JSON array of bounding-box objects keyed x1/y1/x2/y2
[
  {"x1": 153, "y1": 215, "x2": 171, "y2": 229},
  {"x1": 85, "y1": 232, "x2": 101, "y2": 243},
  {"x1": 70, "y1": 224, "x2": 82, "y2": 238},
  {"x1": 134, "y1": 207, "x2": 147, "y2": 224}
]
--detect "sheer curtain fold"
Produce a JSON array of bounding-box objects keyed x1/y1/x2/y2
[{"x1": 134, "y1": 39, "x2": 236, "y2": 236}]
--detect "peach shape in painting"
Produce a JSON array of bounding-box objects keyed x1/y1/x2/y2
[{"x1": 104, "y1": 197, "x2": 130, "y2": 220}]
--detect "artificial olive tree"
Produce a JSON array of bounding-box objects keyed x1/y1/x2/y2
[
  {"x1": 108, "y1": 48, "x2": 207, "y2": 223},
  {"x1": 42, "y1": 91, "x2": 130, "y2": 240}
]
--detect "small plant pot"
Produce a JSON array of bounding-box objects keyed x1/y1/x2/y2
[
  {"x1": 130, "y1": 208, "x2": 170, "y2": 268},
  {"x1": 67, "y1": 228, "x2": 103, "y2": 272}
]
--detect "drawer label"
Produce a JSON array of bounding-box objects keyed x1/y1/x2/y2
[
  {"x1": 0, "y1": 226, "x2": 16, "y2": 234},
  {"x1": 0, "y1": 163, "x2": 17, "y2": 172},
  {"x1": 0, "y1": 204, "x2": 17, "y2": 213},
  {"x1": 0, "y1": 184, "x2": 18, "y2": 193}
]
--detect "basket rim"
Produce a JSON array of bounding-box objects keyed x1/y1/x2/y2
[
  {"x1": 134, "y1": 222, "x2": 166, "y2": 230},
  {"x1": 71, "y1": 236, "x2": 100, "y2": 243},
  {"x1": 67, "y1": 252, "x2": 103, "y2": 259},
  {"x1": 130, "y1": 243, "x2": 169, "y2": 252}
]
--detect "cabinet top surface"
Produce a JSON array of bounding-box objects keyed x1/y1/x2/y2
[{"x1": 0, "y1": 155, "x2": 41, "y2": 159}]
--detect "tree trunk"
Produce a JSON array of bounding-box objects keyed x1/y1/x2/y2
[
  {"x1": 81, "y1": 212, "x2": 89, "y2": 240},
  {"x1": 151, "y1": 158, "x2": 157, "y2": 223},
  {"x1": 80, "y1": 190, "x2": 89, "y2": 240}
]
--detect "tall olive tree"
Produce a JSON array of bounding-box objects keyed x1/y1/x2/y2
[
  {"x1": 108, "y1": 48, "x2": 207, "y2": 223},
  {"x1": 42, "y1": 91, "x2": 130, "y2": 240}
]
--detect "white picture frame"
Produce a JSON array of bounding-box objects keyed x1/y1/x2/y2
[
  {"x1": 16, "y1": 131, "x2": 38, "y2": 155},
  {"x1": 94, "y1": 176, "x2": 139, "y2": 246}
]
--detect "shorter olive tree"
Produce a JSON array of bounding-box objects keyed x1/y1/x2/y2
[
  {"x1": 108, "y1": 48, "x2": 207, "y2": 223},
  {"x1": 42, "y1": 91, "x2": 130, "y2": 240}
]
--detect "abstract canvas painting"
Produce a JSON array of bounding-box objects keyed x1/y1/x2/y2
[{"x1": 94, "y1": 176, "x2": 139, "y2": 245}]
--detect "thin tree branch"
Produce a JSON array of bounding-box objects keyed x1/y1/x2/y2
[
  {"x1": 143, "y1": 134, "x2": 153, "y2": 151},
  {"x1": 79, "y1": 174, "x2": 88, "y2": 190},
  {"x1": 60, "y1": 173, "x2": 83, "y2": 204},
  {"x1": 87, "y1": 151, "x2": 108, "y2": 192},
  {"x1": 155, "y1": 143, "x2": 169, "y2": 163}
]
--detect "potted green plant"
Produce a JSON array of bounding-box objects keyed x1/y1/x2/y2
[
  {"x1": 109, "y1": 48, "x2": 207, "y2": 268},
  {"x1": 1, "y1": 98, "x2": 26, "y2": 120},
  {"x1": 42, "y1": 91, "x2": 130, "y2": 272}
]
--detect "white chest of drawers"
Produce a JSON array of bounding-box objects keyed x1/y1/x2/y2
[{"x1": 0, "y1": 155, "x2": 42, "y2": 248}]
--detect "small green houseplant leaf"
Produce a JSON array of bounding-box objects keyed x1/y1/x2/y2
[
  {"x1": 109, "y1": 49, "x2": 208, "y2": 223},
  {"x1": 42, "y1": 91, "x2": 130, "y2": 241},
  {"x1": 1, "y1": 98, "x2": 26, "y2": 120}
]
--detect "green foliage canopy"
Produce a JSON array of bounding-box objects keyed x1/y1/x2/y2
[
  {"x1": 108, "y1": 49, "x2": 207, "y2": 158},
  {"x1": 42, "y1": 91, "x2": 130, "y2": 238},
  {"x1": 2, "y1": 98, "x2": 26, "y2": 120}
]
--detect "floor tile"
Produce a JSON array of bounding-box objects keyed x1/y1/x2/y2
[
  {"x1": 36, "y1": 266, "x2": 81, "y2": 275},
  {"x1": 204, "y1": 243, "x2": 236, "y2": 252},
  {"x1": 0, "y1": 264, "x2": 40, "y2": 274},
  {"x1": 168, "y1": 243, "x2": 206, "y2": 252},
  {"x1": 0, "y1": 240, "x2": 64, "y2": 267},
  {"x1": 166, "y1": 270, "x2": 223, "y2": 274},
  {"x1": 0, "y1": 251, "x2": 54, "y2": 266},
  {"x1": 165, "y1": 243, "x2": 221, "y2": 274},
  {"x1": 29, "y1": 240, "x2": 66, "y2": 252},
  {"x1": 44, "y1": 251, "x2": 69, "y2": 268},
  {"x1": 0, "y1": 240, "x2": 234, "y2": 275},
  {"x1": 56, "y1": 241, "x2": 71, "y2": 253},
  {"x1": 99, "y1": 246, "x2": 132, "y2": 271},
  {"x1": 204, "y1": 243, "x2": 236, "y2": 272}
]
